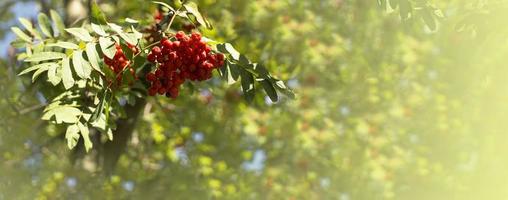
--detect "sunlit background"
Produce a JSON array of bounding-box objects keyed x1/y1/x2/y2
[{"x1": 1, "y1": 0, "x2": 508, "y2": 199}]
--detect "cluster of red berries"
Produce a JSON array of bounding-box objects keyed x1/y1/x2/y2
[
  {"x1": 145, "y1": 31, "x2": 225, "y2": 98},
  {"x1": 103, "y1": 43, "x2": 138, "y2": 86}
]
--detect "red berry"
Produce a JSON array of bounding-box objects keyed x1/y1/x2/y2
[
  {"x1": 169, "y1": 87, "x2": 179, "y2": 98},
  {"x1": 173, "y1": 41, "x2": 181, "y2": 48},
  {"x1": 158, "y1": 87, "x2": 167, "y2": 95},
  {"x1": 146, "y1": 73, "x2": 156, "y2": 82},
  {"x1": 118, "y1": 56, "x2": 126, "y2": 63},
  {"x1": 162, "y1": 39, "x2": 172, "y2": 49},
  {"x1": 148, "y1": 87, "x2": 158, "y2": 96},
  {"x1": 104, "y1": 57, "x2": 113, "y2": 65},
  {"x1": 152, "y1": 46, "x2": 161, "y2": 55},
  {"x1": 216, "y1": 53, "x2": 225, "y2": 61},
  {"x1": 191, "y1": 32, "x2": 201, "y2": 41},
  {"x1": 154, "y1": 81, "x2": 162, "y2": 89},
  {"x1": 169, "y1": 52, "x2": 178, "y2": 60},
  {"x1": 175, "y1": 31, "x2": 185, "y2": 40},
  {"x1": 147, "y1": 53, "x2": 156, "y2": 63},
  {"x1": 155, "y1": 69, "x2": 164, "y2": 78}
]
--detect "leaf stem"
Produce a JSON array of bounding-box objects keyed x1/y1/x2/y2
[
  {"x1": 133, "y1": 41, "x2": 160, "y2": 58},
  {"x1": 165, "y1": 1, "x2": 186, "y2": 33}
]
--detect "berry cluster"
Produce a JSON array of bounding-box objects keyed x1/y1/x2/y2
[
  {"x1": 103, "y1": 43, "x2": 138, "y2": 86},
  {"x1": 145, "y1": 31, "x2": 225, "y2": 98}
]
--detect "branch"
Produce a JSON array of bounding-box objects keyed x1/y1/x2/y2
[
  {"x1": 102, "y1": 98, "x2": 147, "y2": 175},
  {"x1": 18, "y1": 103, "x2": 46, "y2": 115},
  {"x1": 38, "y1": 0, "x2": 50, "y2": 15}
]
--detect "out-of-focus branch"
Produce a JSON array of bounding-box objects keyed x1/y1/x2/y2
[
  {"x1": 102, "y1": 99, "x2": 147, "y2": 175},
  {"x1": 38, "y1": 0, "x2": 50, "y2": 15},
  {"x1": 18, "y1": 103, "x2": 46, "y2": 115}
]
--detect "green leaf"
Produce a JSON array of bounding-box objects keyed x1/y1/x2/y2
[
  {"x1": 77, "y1": 122, "x2": 93, "y2": 152},
  {"x1": 42, "y1": 105, "x2": 82, "y2": 124},
  {"x1": 131, "y1": 26, "x2": 143, "y2": 41},
  {"x1": 51, "y1": 91, "x2": 79, "y2": 102},
  {"x1": 72, "y1": 50, "x2": 92, "y2": 79},
  {"x1": 152, "y1": 1, "x2": 175, "y2": 11},
  {"x1": 132, "y1": 54, "x2": 147, "y2": 70},
  {"x1": 91, "y1": 23, "x2": 107, "y2": 36},
  {"x1": 217, "y1": 43, "x2": 240, "y2": 60},
  {"x1": 261, "y1": 79, "x2": 278, "y2": 102},
  {"x1": 240, "y1": 64, "x2": 259, "y2": 77},
  {"x1": 11, "y1": 27, "x2": 32, "y2": 43},
  {"x1": 240, "y1": 69, "x2": 255, "y2": 103},
  {"x1": 226, "y1": 44, "x2": 240, "y2": 60},
  {"x1": 19, "y1": 18, "x2": 34, "y2": 33},
  {"x1": 11, "y1": 40, "x2": 26, "y2": 48},
  {"x1": 108, "y1": 23, "x2": 137, "y2": 45},
  {"x1": 18, "y1": 63, "x2": 54, "y2": 76},
  {"x1": 252, "y1": 63, "x2": 270, "y2": 78},
  {"x1": 50, "y1": 10, "x2": 66, "y2": 37},
  {"x1": 47, "y1": 41, "x2": 79, "y2": 49},
  {"x1": 120, "y1": 42, "x2": 134, "y2": 60},
  {"x1": 90, "y1": 89, "x2": 108, "y2": 123},
  {"x1": 19, "y1": 18, "x2": 41, "y2": 39},
  {"x1": 238, "y1": 55, "x2": 250, "y2": 65},
  {"x1": 91, "y1": 0, "x2": 108, "y2": 25},
  {"x1": 47, "y1": 63, "x2": 62, "y2": 86},
  {"x1": 274, "y1": 79, "x2": 296, "y2": 99},
  {"x1": 32, "y1": 63, "x2": 57, "y2": 82},
  {"x1": 62, "y1": 57, "x2": 75, "y2": 89},
  {"x1": 65, "y1": 124, "x2": 80, "y2": 149},
  {"x1": 226, "y1": 62, "x2": 240, "y2": 84},
  {"x1": 90, "y1": 114, "x2": 113, "y2": 140},
  {"x1": 38, "y1": 13, "x2": 53, "y2": 37},
  {"x1": 25, "y1": 52, "x2": 66, "y2": 62},
  {"x1": 86, "y1": 42, "x2": 103, "y2": 74},
  {"x1": 66, "y1": 28, "x2": 93, "y2": 42},
  {"x1": 125, "y1": 18, "x2": 139, "y2": 24},
  {"x1": 202, "y1": 36, "x2": 220, "y2": 46},
  {"x1": 106, "y1": 128, "x2": 113, "y2": 140},
  {"x1": 99, "y1": 37, "x2": 116, "y2": 59},
  {"x1": 32, "y1": 43, "x2": 45, "y2": 54},
  {"x1": 184, "y1": 2, "x2": 212, "y2": 29}
]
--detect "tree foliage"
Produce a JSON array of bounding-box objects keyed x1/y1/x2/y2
[{"x1": 10, "y1": 1, "x2": 294, "y2": 153}]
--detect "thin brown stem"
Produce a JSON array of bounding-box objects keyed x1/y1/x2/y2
[{"x1": 165, "y1": 3, "x2": 186, "y2": 33}]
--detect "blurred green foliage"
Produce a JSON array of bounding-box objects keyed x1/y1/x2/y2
[{"x1": 2, "y1": 0, "x2": 508, "y2": 199}]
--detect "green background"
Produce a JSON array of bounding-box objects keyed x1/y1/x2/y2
[{"x1": 1, "y1": 0, "x2": 508, "y2": 199}]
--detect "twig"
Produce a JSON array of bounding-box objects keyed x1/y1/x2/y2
[
  {"x1": 38, "y1": 0, "x2": 50, "y2": 15},
  {"x1": 165, "y1": 1, "x2": 187, "y2": 33}
]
